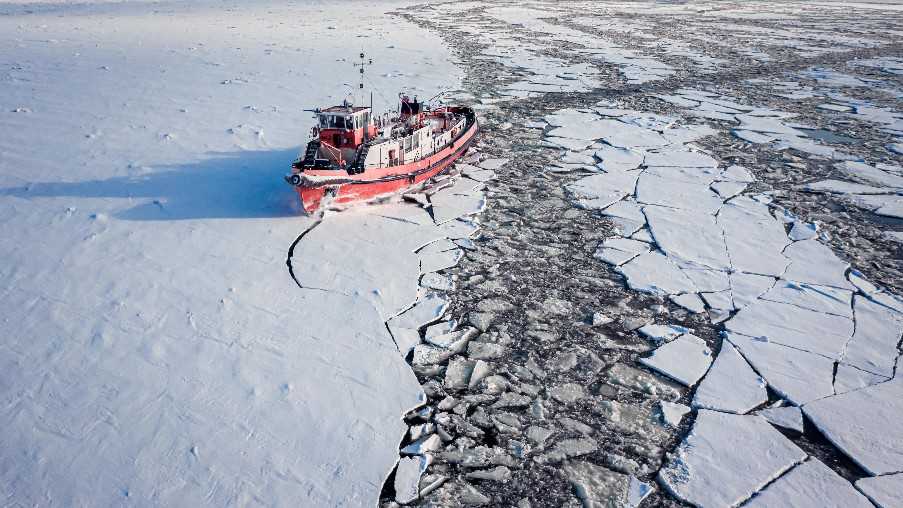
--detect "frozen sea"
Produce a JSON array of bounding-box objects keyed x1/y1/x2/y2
[{"x1": 0, "y1": 0, "x2": 463, "y2": 505}]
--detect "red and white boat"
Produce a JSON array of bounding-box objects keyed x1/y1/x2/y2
[{"x1": 286, "y1": 93, "x2": 479, "y2": 213}]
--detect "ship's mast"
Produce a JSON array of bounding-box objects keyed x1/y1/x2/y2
[{"x1": 353, "y1": 52, "x2": 373, "y2": 110}]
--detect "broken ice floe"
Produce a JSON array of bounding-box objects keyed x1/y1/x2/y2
[
  {"x1": 692, "y1": 342, "x2": 767, "y2": 414},
  {"x1": 659, "y1": 410, "x2": 806, "y2": 508},
  {"x1": 756, "y1": 405, "x2": 804, "y2": 433},
  {"x1": 638, "y1": 333, "x2": 712, "y2": 387},
  {"x1": 547, "y1": 97, "x2": 903, "y2": 505},
  {"x1": 745, "y1": 458, "x2": 873, "y2": 508},
  {"x1": 803, "y1": 378, "x2": 903, "y2": 476},
  {"x1": 855, "y1": 473, "x2": 903, "y2": 508}
]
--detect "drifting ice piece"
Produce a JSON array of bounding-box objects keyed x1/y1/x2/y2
[
  {"x1": 856, "y1": 473, "x2": 903, "y2": 508},
  {"x1": 639, "y1": 333, "x2": 712, "y2": 386},
  {"x1": 638, "y1": 323, "x2": 690, "y2": 344},
  {"x1": 594, "y1": 145, "x2": 645, "y2": 172},
  {"x1": 395, "y1": 455, "x2": 431, "y2": 504},
  {"x1": 718, "y1": 197, "x2": 790, "y2": 277},
  {"x1": 658, "y1": 410, "x2": 806, "y2": 508},
  {"x1": 726, "y1": 333, "x2": 835, "y2": 406},
  {"x1": 618, "y1": 251, "x2": 697, "y2": 296},
  {"x1": 594, "y1": 237, "x2": 651, "y2": 266},
  {"x1": 387, "y1": 293, "x2": 449, "y2": 355},
  {"x1": 842, "y1": 295, "x2": 903, "y2": 378},
  {"x1": 724, "y1": 299, "x2": 852, "y2": 360},
  {"x1": 782, "y1": 240, "x2": 855, "y2": 290},
  {"x1": 833, "y1": 363, "x2": 889, "y2": 394},
  {"x1": 745, "y1": 458, "x2": 873, "y2": 508},
  {"x1": 670, "y1": 293, "x2": 706, "y2": 313},
  {"x1": 757, "y1": 405, "x2": 804, "y2": 433},
  {"x1": 567, "y1": 171, "x2": 641, "y2": 210},
  {"x1": 693, "y1": 342, "x2": 767, "y2": 414},
  {"x1": 803, "y1": 378, "x2": 903, "y2": 476}
]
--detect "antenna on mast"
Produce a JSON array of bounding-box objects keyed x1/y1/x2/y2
[{"x1": 353, "y1": 51, "x2": 373, "y2": 109}]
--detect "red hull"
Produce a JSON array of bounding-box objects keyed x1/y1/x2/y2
[
  {"x1": 295, "y1": 112, "x2": 479, "y2": 213},
  {"x1": 296, "y1": 148, "x2": 468, "y2": 212}
]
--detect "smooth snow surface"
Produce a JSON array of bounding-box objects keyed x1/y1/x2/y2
[
  {"x1": 692, "y1": 342, "x2": 767, "y2": 414},
  {"x1": 0, "y1": 1, "x2": 463, "y2": 505},
  {"x1": 803, "y1": 378, "x2": 903, "y2": 476},
  {"x1": 745, "y1": 458, "x2": 874, "y2": 508},
  {"x1": 856, "y1": 473, "x2": 903, "y2": 508},
  {"x1": 658, "y1": 410, "x2": 806, "y2": 508}
]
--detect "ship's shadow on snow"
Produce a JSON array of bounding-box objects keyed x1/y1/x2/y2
[{"x1": 0, "y1": 148, "x2": 303, "y2": 220}]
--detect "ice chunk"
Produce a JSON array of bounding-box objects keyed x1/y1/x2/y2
[
  {"x1": 842, "y1": 295, "x2": 903, "y2": 378},
  {"x1": 418, "y1": 241, "x2": 464, "y2": 274},
  {"x1": 719, "y1": 197, "x2": 790, "y2": 277},
  {"x1": 658, "y1": 410, "x2": 806, "y2": 508},
  {"x1": 711, "y1": 181, "x2": 747, "y2": 199},
  {"x1": 729, "y1": 272, "x2": 776, "y2": 310},
  {"x1": 733, "y1": 129, "x2": 776, "y2": 144},
  {"x1": 644, "y1": 150, "x2": 718, "y2": 168},
  {"x1": 719, "y1": 165, "x2": 755, "y2": 183},
  {"x1": 567, "y1": 171, "x2": 640, "y2": 210},
  {"x1": 388, "y1": 293, "x2": 449, "y2": 355},
  {"x1": 837, "y1": 160, "x2": 903, "y2": 188},
  {"x1": 644, "y1": 206, "x2": 731, "y2": 270},
  {"x1": 727, "y1": 333, "x2": 834, "y2": 405},
  {"x1": 725, "y1": 299, "x2": 852, "y2": 359},
  {"x1": 759, "y1": 281, "x2": 853, "y2": 318},
  {"x1": 594, "y1": 145, "x2": 645, "y2": 172},
  {"x1": 618, "y1": 251, "x2": 697, "y2": 296},
  {"x1": 660, "y1": 401, "x2": 691, "y2": 428},
  {"x1": 856, "y1": 473, "x2": 903, "y2": 508},
  {"x1": 670, "y1": 293, "x2": 706, "y2": 313},
  {"x1": 782, "y1": 240, "x2": 855, "y2": 290},
  {"x1": 594, "y1": 237, "x2": 650, "y2": 266},
  {"x1": 478, "y1": 158, "x2": 509, "y2": 170},
  {"x1": 601, "y1": 201, "x2": 647, "y2": 235},
  {"x1": 563, "y1": 461, "x2": 629, "y2": 507},
  {"x1": 798, "y1": 179, "x2": 893, "y2": 195},
  {"x1": 803, "y1": 378, "x2": 903, "y2": 476},
  {"x1": 638, "y1": 323, "x2": 690, "y2": 344},
  {"x1": 745, "y1": 458, "x2": 873, "y2": 508},
  {"x1": 429, "y1": 178, "x2": 486, "y2": 225},
  {"x1": 636, "y1": 173, "x2": 724, "y2": 214},
  {"x1": 757, "y1": 405, "x2": 804, "y2": 433},
  {"x1": 834, "y1": 363, "x2": 889, "y2": 394},
  {"x1": 788, "y1": 221, "x2": 818, "y2": 241},
  {"x1": 628, "y1": 476, "x2": 653, "y2": 507},
  {"x1": 395, "y1": 456, "x2": 430, "y2": 504},
  {"x1": 693, "y1": 342, "x2": 767, "y2": 414},
  {"x1": 639, "y1": 333, "x2": 712, "y2": 386}
]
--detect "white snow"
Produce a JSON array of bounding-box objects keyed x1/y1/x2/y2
[
  {"x1": 803, "y1": 378, "x2": 903, "y2": 476},
  {"x1": 842, "y1": 295, "x2": 903, "y2": 378},
  {"x1": 639, "y1": 333, "x2": 713, "y2": 386},
  {"x1": 0, "y1": 1, "x2": 465, "y2": 505},
  {"x1": 658, "y1": 410, "x2": 806, "y2": 508},
  {"x1": 727, "y1": 333, "x2": 835, "y2": 405},
  {"x1": 757, "y1": 405, "x2": 805, "y2": 433},
  {"x1": 745, "y1": 458, "x2": 874, "y2": 508},
  {"x1": 693, "y1": 342, "x2": 767, "y2": 414},
  {"x1": 856, "y1": 473, "x2": 903, "y2": 508}
]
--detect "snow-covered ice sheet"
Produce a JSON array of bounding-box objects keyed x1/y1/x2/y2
[
  {"x1": 803, "y1": 378, "x2": 903, "y2": 476},
  {"x1": 692, "y1": 342, "x2": 767, "y2": 414},
  {"x1": 658, "y1": 410, "x2": 806, "y2": 508},
  {"x1": 745, "y1": 458, "x2": 874, "y2": 508},
  {"x1": 0, "y1": 1, "x2": 463, "y2": 505}
]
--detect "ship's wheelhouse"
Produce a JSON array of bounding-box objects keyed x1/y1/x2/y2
[{"x1": 316, "y1": 106, "x2": 375, "y2": 150}]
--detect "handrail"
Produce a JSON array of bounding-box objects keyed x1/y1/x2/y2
[{"x1": 318, "y1": 140, "x2": 344, "y2": 165}]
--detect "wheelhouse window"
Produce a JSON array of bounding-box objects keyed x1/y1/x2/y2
[{"x1": 319, "y1": 114, "x2": 352, "y2": 129}]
